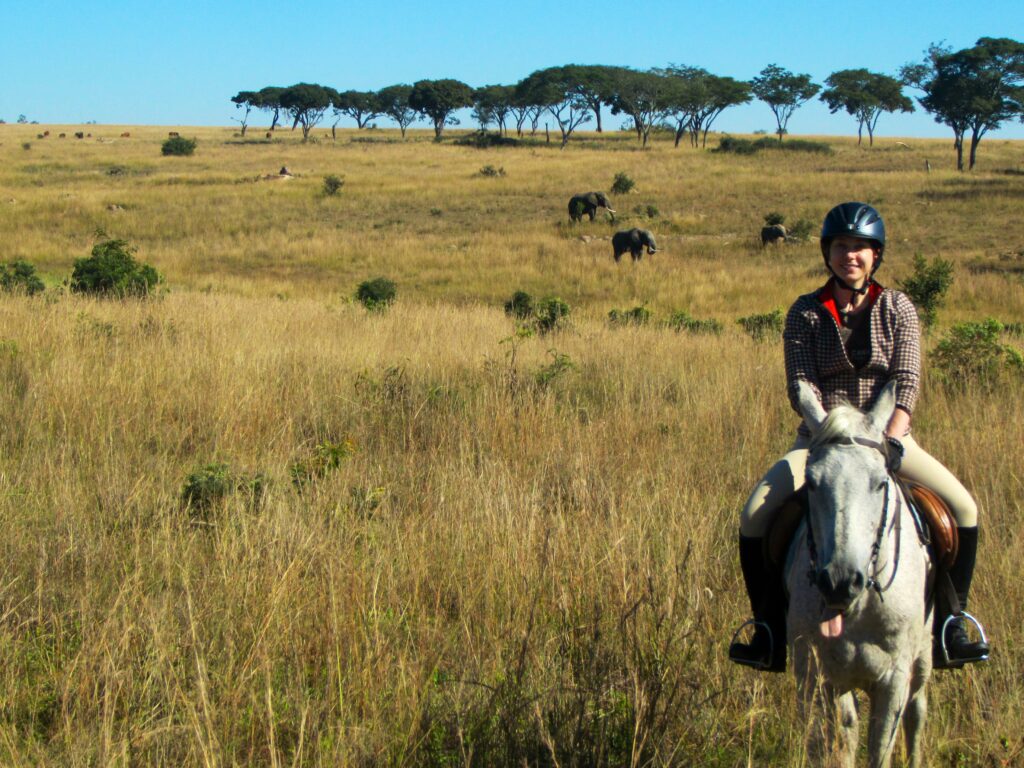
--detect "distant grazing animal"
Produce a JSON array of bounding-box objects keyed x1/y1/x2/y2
[
  {"x1": 168, "y1": 131, "x2": 179, "y2": 138},
  {"x1": 612, "y1": 228, "x2": 657, "y2": 262},
  {"x1": 74, "y1": 132, "x2": 84, "y2": 139},
  {"x1": 761, "y1": 224, "x2": 787, "y2": 246},
  {"x1": 568, "y1": 192, "x2": 615, "y2": 222},
  {"x1": 120, "y1": 132, "x2": 130, "y2": 138},
  {"x1": 58, "y1": 133, "x2": 66, "y2": 138},
  {"x1": 43, "y1": 130, "x2": 49, "y2": 136},
  {"x1": 266, "y1": 132, "x2": 272, "y2": 139}
]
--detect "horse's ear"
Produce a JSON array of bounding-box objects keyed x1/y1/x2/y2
[
  {"x1": 797, "y1": 380, "x2": 827, "y2": 434},
  {"x1": 868, "y1": 380, "x2": 898, "y2": 434}
]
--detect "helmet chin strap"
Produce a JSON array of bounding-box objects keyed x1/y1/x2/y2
[{"x1": 828, "y1": 268, "x2": 874, "y2": 296}]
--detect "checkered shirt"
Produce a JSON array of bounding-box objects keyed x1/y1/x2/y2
[{"x1": 784, "y1": 284, "x2": 921, "y2": 435}]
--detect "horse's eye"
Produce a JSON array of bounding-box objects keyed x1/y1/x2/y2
[{"x1": 877, "y1": 479, "x2": 888, "y2": 492}]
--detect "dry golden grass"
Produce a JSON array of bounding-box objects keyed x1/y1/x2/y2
[{"x1": 0, "y1": 123, "x2": 1022, "y2": 766}]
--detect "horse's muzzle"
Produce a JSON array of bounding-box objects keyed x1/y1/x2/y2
[{"x1": 815, "y1": 564, "x2": 866, "y2": 609}]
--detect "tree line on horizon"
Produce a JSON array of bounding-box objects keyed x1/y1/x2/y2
[{"x1": 231, "y1": 37, "x2": 1023, "y2": 170}]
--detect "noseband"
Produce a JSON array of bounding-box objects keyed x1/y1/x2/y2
[{"x1": 804, "y1": 440, "x2": 902, "y2": 599}]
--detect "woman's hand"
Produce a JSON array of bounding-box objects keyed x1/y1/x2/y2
[{"x1": 886, "y1": 406, "x2": 911, "y2": 438}]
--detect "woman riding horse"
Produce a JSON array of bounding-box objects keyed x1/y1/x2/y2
[{"x1": 729, "y1": 202, "x2": 990, "y2": 672}]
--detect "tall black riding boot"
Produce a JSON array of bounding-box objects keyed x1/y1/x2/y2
[
  {"x1": 729, "y1": 534, "x2": 786, "y2": 672},
  {"x1": 934, "y1": 526, "x2": 990, "y2": 669}
]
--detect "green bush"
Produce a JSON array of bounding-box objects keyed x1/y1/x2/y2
[
  {"x1": 737, "y1": 309, "x2": 784, "y2": 342},
  {"x1": 716, "y1": 136, "x2": 831, "y2": 155},
  {"x1": 69, "y1": 239, "x2": 162, "y2": 297},
  {"x1": 898, "y1": 254, "x2": 954, "y2": 329},
  {"x1": 453, "y1": 131, "x2": 519, "y2": 148},
  {"x1": 290, "y1": 439, "x2": 355, "y2": 488},
  {"x1": 535, "y1": 297, "x2": 571, "y2": 334},
  {"x1": 0, "y1": 259, "x2": 45, "y2": 296},
  {"x1": 478, "y1": 164, "x2": 506, "y2": 177},
  {"x1": 788, "y1": 218, "x2": 814, "y2": 241},
  {"x1": 161, "y1": 136, "x2": 197, "y2": 156},
  {"x1": 180, "y1": 462, "x2": 269, "y2": 517},
  {"x1": 504, "y1": 290, "x2": 534, "y2": 319},
  {"x1": 666, "y1": 310, "x2": 723, "y2": 335},
  {"x1": 931, "y1": 318, "x2": 1024, "y2": 388},
  {"x1": 323, "y1": 174, "x2": 345, "y2": 195},
  {"x1": 611, "y1": 172, "x2": 635, "y2": 195},
  {"x1": 608, "y1": 305, "x2": 652, "y2": 326},
  {"x1": 355, "y1": 277, "x2": 397, "y2": 311}
]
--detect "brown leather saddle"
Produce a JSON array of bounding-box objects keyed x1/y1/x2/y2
[{"x1": 766, "y1": 482, "x2": 958, "y2": 569}]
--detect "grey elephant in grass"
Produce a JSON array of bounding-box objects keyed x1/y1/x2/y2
[
  {"x1": 612, "y1": 228, "x2": 657, "y2": 262},
  {"x1": 568, "y1": 192, "x2": 616, "y2": 222}
]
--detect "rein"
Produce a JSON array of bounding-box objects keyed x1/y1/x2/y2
[{"x1": 804, "y1": 452, "x2": 903, "y2": 600}]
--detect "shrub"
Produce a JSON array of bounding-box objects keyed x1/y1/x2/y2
[
  {"x1": 666, "y1": 310, "x2": 723, "y2": 335},
  {"x1": 608, "y1": 305, "x2": 652, "y2": 326},
  {"x1": 453, "y1": 131, "x2": 519, "y2": 148},
  {"x1": 21, "y1": 142, "x2": 31, "y2": 151},
  {"x1": 355, "y1": 276, "x2": 397, "y2": 311},
  {"x1": 931, "y1": 318, "x2": 1024, "y2": 388},
  {"x1": 737, "y1": 309, "x2": 784, "y2": 342},
  {"x1": 611, "y1": 172, "x2": 635, "y2": 195},
  {"x1": 504, "y1": 290, "x2": 534, "y2": 319},
  {"x1": 161, "y1": 136, "x2": 197, "y2": 156},
  {"x1": 478, "y1": 164, "x2": 506, "y2": 178},
  {"x1": 290, "y1": 439, "x2": 355, "y2": 488},
  {"x1": 716, "y1": 136, "x2": 831, "y2": 155},
  {"x1": 898, "y1": 254, "x2": 954, "y2": 329},
  {"x1": 0, "y1": 259, "x2": 45, "y2": 296},
  {"x1": 635, "y1": 204, "x2": 659, "y2": 219},
  {"x1": 69, "y1": 239, "x2": 162, "y2": 297},
  {"x1": 534, "y1": 297, "x2": 570, "y2": 334},
  {"x1": 535, "y1": 350, "x2": 575, "y2": 388},
  {"x1": 180, "y1": 463, "x2": 269, "y2": 517},
  {"x1": 788, "y1": 218, "x2": 814, "y2": 241},
  {"x1": 323, "y1": 174, "x2": 345, "y2": 195},
  {"x1": 764, "y1": 212, "x2": 786, "y2": 226}
]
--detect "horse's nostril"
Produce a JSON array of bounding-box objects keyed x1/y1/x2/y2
[{"x1": 853, "y1": 571, "x2": 865, "y2": 590}]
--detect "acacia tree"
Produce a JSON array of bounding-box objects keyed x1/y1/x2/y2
[
  {"x1": 279, "y1": 83, "x2": 335, "y2": 141},
  {"x1": 230, "y1": 90, "x2": 259, "y2": 136},
  {"x1": 509, "y1": 87, "x2": 544, "y2": 137},
  {"x1": 409, "y1": 79, "x2": 474, "y2": 138},
  {"x1": 472, "y1": 85, "x2": 515, "y2": 134},
  {"x1": 660, "y1": 66, "x2": 751, "y2": 147},
  {"x1": 516, "y1": 67, "x2": 592, "y2": 148},
  {"x1": 751, "y1": 64, "x2": 820, "y2": 141},
  {"x1": 820, "y1": 69, "x2": 913, "y2": 145},
  {"x1": 332, "y1": 90, "x2": 384, "y2": 132},
  {"x1": 257, "y1": 86, "x2": 285, "y2": 130},
  {"x1": 377, "y1": 84, "x2": 417, "y2": 138},
  {"x1": 903, "y1": 38, "x2": 1024, "y2": 170},
  {"x1": 605, "y1": 68, "x2": 675, "y2": 147}
]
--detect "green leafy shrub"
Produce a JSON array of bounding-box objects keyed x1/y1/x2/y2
[
  {"x1": 161, "y1": 136, "x2": 197, "y2": 156},
  {"x1": 534, "y1": 296, "x2": 571, "y2": 334},
  {"x1": 931, "y1": 318, "x2": 1024, "y2": 388},
  {"x1": 666, "y1": 310, "x2": 723, "y2": 335},
  {"x1": 21, "y1": 142, "x2": 31, "y2": 151},
  {"x1": 534, "y1": 350, "x2": 575, "y2": 388},
  {"x1": 290, "y1": 439, "x2": 355, "y2": 488},
  {"x1": 611, "y1": 172, "x2": 635, "y2": 195},
  {"x1": 69, "y1": 239, "x2": 162, "y2": 297},
  {"x1": 181, "y1": 462, "x2": 269, "y2": 516},
  {"x1": 453, "y1": 131, "x2": 519, "y2": 148},
  {"x1": 764, "y1": 212, "x2": 786, "y2": 226},
  {"x1": 608, "y1": 305, "x2": 652, "y2": 326},
  {"x1": 355, "y1": 277, "x2": 397, "y2": 311},
  {"x1": 898, "y1": 254, "x2": 954, "y2": 329},
  {"x1": 0, "y1": 259, "x2": 45, "y2": 296},
  {"x1": 478, "y1": 164, "x2": 506, "y2": 177},
  {"x1": 323, "y1": 174, "x2": 345, "y2": 195},
  {"x1": 504, "y1": 290, "x2": 534, "y2": 319},
  {"x1": 716, "y1": 136, "x2": 831, "y2": 155},
  {"x1": 788, "y1": 218, "x2": 814, "y2": 241},
  {"x1": 737, "y1": 309, "x2": 784, "y2": 342}
]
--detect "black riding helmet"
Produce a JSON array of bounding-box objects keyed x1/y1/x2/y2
[{"x1": 820, "y1": 202, "x2": 886, "y2": 293}]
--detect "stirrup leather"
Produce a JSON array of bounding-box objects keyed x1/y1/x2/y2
[
  {"x1": 728, "y1": 619, "x2": 776, "y2": 670},
  {"x1": 939, "y1": 611, "x2": 990, "y2": 667}
]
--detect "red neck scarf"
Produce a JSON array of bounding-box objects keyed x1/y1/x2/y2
[{"x1": 817, "y1": 279, "x2": 883, "y2": 327}]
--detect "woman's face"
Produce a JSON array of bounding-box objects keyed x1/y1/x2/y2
[{"x1": 828, "y1": 235, "x2": 878, "y2": 289}]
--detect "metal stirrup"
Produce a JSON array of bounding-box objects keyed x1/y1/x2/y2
[
  {"x1": 728, "y1": 619, "x2": 775, "y2": 670},
  {"x1": 940, "y1": 611, "x2": 990, "y2": 666}
]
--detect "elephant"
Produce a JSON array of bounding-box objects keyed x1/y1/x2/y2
[
  {"x1": 761, "y1": 223, "x2": 788, "y2": 245},
  {"x1": 612, "y1": 228, "x2": 657, "y2": 262},
  {"x1": 568, "y1": 192, "x2": 616, "y2": 222}
]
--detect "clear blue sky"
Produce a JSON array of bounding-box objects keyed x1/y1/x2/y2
[{"x1": 3, "y1": 0, "x2": 1022, "y2": 139}]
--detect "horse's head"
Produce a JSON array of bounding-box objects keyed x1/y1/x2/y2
[{"x1": 797, "y1": 380, "x2": 898, "y2": 615}]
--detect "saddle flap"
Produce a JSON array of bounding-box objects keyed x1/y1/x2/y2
[{"x1": 909, "y1": 483, "x2": 958, "y2": 569}]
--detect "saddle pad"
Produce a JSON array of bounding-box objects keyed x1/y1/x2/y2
[{"x1": 909, "y1": 483, "x2": 958, "y2": 569}]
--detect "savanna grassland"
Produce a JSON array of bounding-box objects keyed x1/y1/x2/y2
[{"x1": 0, "y1": 123, "x2": 1022, "y2": 767}]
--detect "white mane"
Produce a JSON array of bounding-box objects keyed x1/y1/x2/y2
[{"x1": 808, "y1": 402, "x2": 873, "y2": 451}]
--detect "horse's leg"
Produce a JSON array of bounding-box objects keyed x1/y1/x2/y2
[
  {"x1": 836, "y1": 691, "x2": 859, "y2": 768},
  {"x1": 867, "y1": 674, "x2": 911, "y2": 768},
  {"x1": 903, "y1": 656, "x2": 931, "y2": 768}
]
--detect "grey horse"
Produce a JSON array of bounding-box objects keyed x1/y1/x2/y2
[
  {"x1": 612, "y1": 228, "x2": 657, "y2": 262},
  {"x1": 789, "y1": 380, "x2": 932, "y2": 768},
  {"x1": 568, "y1": 192, "x2": 615, "y2": 222}
]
